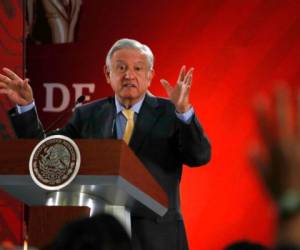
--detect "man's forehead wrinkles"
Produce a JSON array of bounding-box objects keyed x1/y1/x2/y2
[{"x1": 114, "y1": 60, "x2": 146, "y2": 65}]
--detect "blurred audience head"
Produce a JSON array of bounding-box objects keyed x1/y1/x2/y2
[
  {"x1": 43, "y1": 213, "x2": 132, "y2": 250},
  {"x1": 225, "y1": 240, "x2": 270, "y2": 250}
]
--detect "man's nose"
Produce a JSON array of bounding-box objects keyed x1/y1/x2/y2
[{"x1": 124, "y1": 68, "x2": 135, "y2": 79}]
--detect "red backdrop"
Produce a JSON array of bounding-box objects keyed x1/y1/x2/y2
[
  {"x1": 0, "y1": 0, "x2": 24, "y2": 244},
  {"x1": 2, "y1": 0, "x2": 300, "y2": 249}
]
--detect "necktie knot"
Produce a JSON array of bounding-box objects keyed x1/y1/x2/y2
[
  {"x1": 122, "y1": 109, "x2": 134, "y2": 121},
  {"x1": 122, "y1": 109, "x2": 135, "y2": 144}
]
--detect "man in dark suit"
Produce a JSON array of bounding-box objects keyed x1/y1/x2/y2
[{"x1": 0, "y1": 38, "x2": 211, "y2": 250}]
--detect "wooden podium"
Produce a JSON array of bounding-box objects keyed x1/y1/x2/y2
[{"x1": 0, "y1": 139, "x2": 168, "y2": 248}]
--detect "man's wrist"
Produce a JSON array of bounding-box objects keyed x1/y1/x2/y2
[
  {"x1": 175, "y1": 104, "x2": 192, "y2": 113},
  {"x1": 175, "y1": 106, "x2": 194, "y2": 124},
  {"x1": 16, "y1": 101, "x2": 35, "y2": 114}
]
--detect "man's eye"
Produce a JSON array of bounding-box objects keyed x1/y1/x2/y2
[
  {"x1": 117, "y1": 65, "x2": 126, "y2": 71},
  {"x1": 135, "y1": 66, "x2": 143, "y2": 71}
]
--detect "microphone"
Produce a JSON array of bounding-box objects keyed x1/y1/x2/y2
[
  {"x1": 75, "y1": 95, "x2": 85, "y2": 107},
  {"x1": 44, "y1": 95, "x2": 86, "y2": 134}
]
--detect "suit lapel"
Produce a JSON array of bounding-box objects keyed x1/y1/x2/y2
[
  {"x1": 129, "y1": 94, "x2": 164, "y2": 153},
  {"x1": 91, "y1": 97, "x2": 116, "y2": 138}
]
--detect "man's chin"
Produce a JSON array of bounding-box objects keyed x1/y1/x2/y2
[
  {"x1": 119, "y1": 95, "x2": 135, "y2": 100},
  {"x1": 119, "y1": 91, "x2": 139, "y2": 99},
  {"x1": 117, "y1": 94, "x2": 144, "y2": 105}
]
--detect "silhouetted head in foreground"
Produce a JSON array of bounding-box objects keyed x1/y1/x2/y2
[
  {"x1": 225, "y1": 240, "x2": 270, "y2": 250},
  {"x1": 44, "y1": 213, "x2": 132, "y2": 250}
]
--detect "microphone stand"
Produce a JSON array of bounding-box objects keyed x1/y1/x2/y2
[{"x1": 44, "y1": 95, "x2": 85, "y2": 134}]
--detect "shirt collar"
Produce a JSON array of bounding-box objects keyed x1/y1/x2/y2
[{"x1": 114, "y1": 95, "x2": 145, "y2": 114}]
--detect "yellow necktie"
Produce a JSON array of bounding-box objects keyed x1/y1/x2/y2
[{"x1": 122, "y1": 109, "x2": 135, "y2": 144}]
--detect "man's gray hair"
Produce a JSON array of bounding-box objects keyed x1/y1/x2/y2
[{"x1": 106, "y1": 38, "x2": 154, "y2": 70}]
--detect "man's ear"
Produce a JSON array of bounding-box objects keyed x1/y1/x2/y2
[
  {"x1": 147, "y1": 69, "x2": 155, "y2": 86},
  {"x1": 103, "y1": 65, "x2": 111, "y2": 84}
]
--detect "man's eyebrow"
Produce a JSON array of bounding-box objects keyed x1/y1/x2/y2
[
  {"x1": 115, "y1": 60, "x2": 125, "y2": 64},
  {"x1": 135, "y1": 61, "x2": 147, "y2": 65}
]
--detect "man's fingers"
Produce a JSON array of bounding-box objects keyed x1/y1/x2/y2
[
  {"x1": 2, "y1": 67, "x2": 22, "y2": 81},
  {"x1": 0, "y1": 81, "x2": 9, "y2": 89},
  {"x1": 0, "y1": 88, "x2": 8, "y2": 94},
  {"x1": 183, "y1": 68, "x2": 194, "y2": 85},
  {"x1": 160, "y1": 79, "x2": 172, "y2": 95},
  {"x1": 0, "y1": 71, "x2": 30, "y2": 91},
  {"x1": 22, "y1": 78, "x2": 30, "y2": 88},
  {"x1": 181, "y1": 75, "x2": 192, "y2": 99},
  {"x1": 0, "y1": 73, "x2": 12, "y2": 84},
  {"x1": 0, "y1": 88, "x2": 10, "y2": 96},
  {"x1": 177, "y1": 65, "x2": 186, "y2": 83}
]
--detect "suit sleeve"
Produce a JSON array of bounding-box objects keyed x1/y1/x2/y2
[
  {"x1": 176, "y1": 114, "x2": 211, "y2": 167},
  {"x1": 59, "y1": 108, "x2": 83, "y2": 138},
  {"x1": 8, "y1": 107, "x2": 45, "y2": 139}
]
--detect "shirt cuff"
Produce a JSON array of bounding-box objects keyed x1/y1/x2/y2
[
  {"x1": 175, "y1": 107, "x2": 194, "y2": 124},
  {"x1": 16, "y1": 101, "x2": 35, "y2": 114}
]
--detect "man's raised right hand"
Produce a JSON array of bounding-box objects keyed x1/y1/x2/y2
[{"x1": 0, "y1": 67, "x2": 33, "y2": 106}]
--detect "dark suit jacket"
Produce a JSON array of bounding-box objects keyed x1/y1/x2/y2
[{"x1": 10, "y1": 94, "x2": 211, "y2": 250}]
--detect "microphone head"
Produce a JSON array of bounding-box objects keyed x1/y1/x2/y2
[{"x1": 76, "y1": 95, "x2": 86, "y2": 104}]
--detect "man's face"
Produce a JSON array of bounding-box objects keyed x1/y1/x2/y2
[{"x1": 104, "y1": 48, "x2": 154, "y2": 105}]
